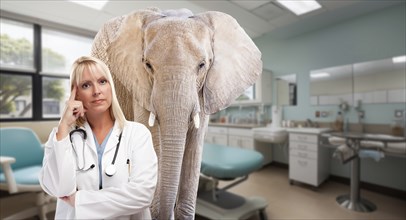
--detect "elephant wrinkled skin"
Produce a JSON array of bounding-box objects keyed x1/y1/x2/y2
[{"x1": 91, "y1": 8, "x2": 262, "y2": 220}]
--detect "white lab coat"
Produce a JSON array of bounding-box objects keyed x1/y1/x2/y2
[{"x1": 39, "y1": 120, "x2": 157, "y2": 219}]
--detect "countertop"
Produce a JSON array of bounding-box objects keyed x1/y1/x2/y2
[{"x1": 208, "y1": 122, "x2": 265, "y2": 129}]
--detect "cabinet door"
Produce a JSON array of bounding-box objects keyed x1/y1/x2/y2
[
  {"x1": 205, "y1": 133, "x2": 228, "y2": 145},
  {"x1": 229, "y1": 135, "x2": 254, "y2": 149},
  {"x1": 204, "y1": 133, "x2": 215, "y2": 144},
  {"x1": 228, "y1": 128, "x2": 253, "y2": 149},
  {"x1": 205, "y1": 126, "x2": 228, "y2": 145},
  {"x1": 213, "y1": 134, "x2": 228, "y2": 145},
  {"x1": 289, "y1": 156, "x2": 317, "y2": 186}
]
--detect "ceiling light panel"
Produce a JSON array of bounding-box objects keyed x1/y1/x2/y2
[
  {"x1": 393, "y1": 55, "x2": 406, "y2": 63},
  {"x1": 69, "y1": 0, "x2": 109, "y2": 10},
  {"x1": 276, "y1": 0, "x2": 322, "y2": 16}
]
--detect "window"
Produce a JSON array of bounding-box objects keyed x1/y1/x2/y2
[
  {"x1": 0, "y1": 18, "x2": 34, "y2": 71},
  {"x1": 42, "y1": 77, "x2": 70, "y2": 118},
  {"x1": 42, "y1": 29, "x2": 93, "y2": 75},
  {"x1": 0, "y1": 16, "x2": 94, "y2": 121},
  {"x1": 0, "y1": 74, "x2": 32, "y2": 119}
]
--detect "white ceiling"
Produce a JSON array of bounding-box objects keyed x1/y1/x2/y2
[{"x1": 0, "y1": 0, "x2": 402, "y2": 39}]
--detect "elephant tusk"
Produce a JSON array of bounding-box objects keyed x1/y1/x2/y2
[
  {"x1": 193, "y1": 113, "x2": 200, "y2": 129},
  {"x1": 148, "y1": 112, "x2": 156, "y2": 127}
]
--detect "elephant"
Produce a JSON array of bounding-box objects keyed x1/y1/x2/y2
[{"x1": 91, "y1": 7, "x2": 262, "y2": 220}]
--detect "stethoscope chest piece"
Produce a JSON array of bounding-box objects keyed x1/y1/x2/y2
[{"x1": 105, "y1": 164, "x2": 116, "y2": 177}]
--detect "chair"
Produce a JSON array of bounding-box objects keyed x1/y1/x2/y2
[
  {"x1": 0, "y1": 127, "x2": 55, "y2": 220},
  {"x1": 196, "y1": 143, "x2": 268, "y2": 220}
]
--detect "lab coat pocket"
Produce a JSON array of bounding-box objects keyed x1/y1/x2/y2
[
  {"x1": 75, "y1": 147, "x2": 98, "y2": 191},
  {"x1": 103, "y1": 153, "x2": 129, "y2": 188}
]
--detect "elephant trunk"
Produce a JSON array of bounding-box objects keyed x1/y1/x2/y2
[{"x1": 151, "y1": 74, "x2": 200, "y2": 219}]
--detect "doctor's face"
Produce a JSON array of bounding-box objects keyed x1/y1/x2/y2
[{"x1": 76, "y1": 66, "x2": 112, "y2": 116}]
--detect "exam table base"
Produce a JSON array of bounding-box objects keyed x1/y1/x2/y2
[
  {"x1": 196, "y1": 191, "x2": 268, "y2": 220},
  {"x1": 336, "y1": 194, "x2": 377, "y2": 212}
]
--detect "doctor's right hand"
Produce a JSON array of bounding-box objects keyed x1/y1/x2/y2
[{"x1": 57, "y1": 86, "x2": 86, "y2": 141}]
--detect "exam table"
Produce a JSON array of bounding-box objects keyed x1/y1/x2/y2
[{"x1": 196, "y1": 143, "x2": 268, "y2": 220}]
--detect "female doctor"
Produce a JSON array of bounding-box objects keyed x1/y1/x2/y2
[{"x1": 39, "y1": 56, "x2": 157, "y2": 219}]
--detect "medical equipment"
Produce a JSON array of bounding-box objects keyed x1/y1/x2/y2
[
  {"x1": 196, "y1": 143, "x2": 268, "y2": 220},
  {"x1": 69, "y1": 128, "x2": 122, "y2": 176}
]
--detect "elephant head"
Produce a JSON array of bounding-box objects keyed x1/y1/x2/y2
[{"x1": 91, "y1": 8, "x2": 262, "y2": 219}]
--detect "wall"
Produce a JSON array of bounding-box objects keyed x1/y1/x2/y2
[
  {"x1": 1, "y1": 121, "x2": 59, "y2": 143},
  {"x1": 254, "y1": 4, "x2": 406, "y2": 190}
]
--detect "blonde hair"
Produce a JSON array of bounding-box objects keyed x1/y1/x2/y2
[{"x1": 70, "y1": 56, "x2": 126, "y2": 130}]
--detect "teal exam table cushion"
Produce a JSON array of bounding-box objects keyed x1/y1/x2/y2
[
  {"x1": 201, "y1": 144, "x2": 264, "y2": 179},
  {"x1": 0, "y1": 166, "x2": 42, "y2": 185}
]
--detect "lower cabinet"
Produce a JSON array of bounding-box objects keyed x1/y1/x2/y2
[
  {"x1": 204, "y1": 126, "x2": 228, "y2": 145},
  {"x1": 288, "y1": 132, "x2": 329, "y2": 187},
  {"x1": 228, "y1": 128, "x2": 254, "y2": 149},
  {"x1": 204, "y1": 126, "x2": 254, "y2": 149}
]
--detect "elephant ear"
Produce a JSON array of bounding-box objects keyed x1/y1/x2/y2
[
  {"x1": 91, "y1": 9, "x2": 162, "y2": 119},
  {"x1": 196, "y1": 11, "x2": 262, "y2": 115}
]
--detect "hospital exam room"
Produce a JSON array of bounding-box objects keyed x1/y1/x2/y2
[{"x1": 1, "y1": 1, "x2": 405, "y2": 219}]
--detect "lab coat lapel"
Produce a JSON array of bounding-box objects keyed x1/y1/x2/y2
[
  {"x1": 103, "y1": 121, "x2": 120, "y2": 153},
  {"x1": 84, "y1": 122, "x2": 97, "y2": 156}
]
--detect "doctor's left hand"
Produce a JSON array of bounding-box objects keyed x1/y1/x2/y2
[{"x1": 60, "y1": 192, "x2": 76, "y2": 207}]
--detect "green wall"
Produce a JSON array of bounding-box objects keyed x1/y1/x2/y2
[
  {"x1": 255, "y1": 4, "x2": 405, "y2": 124},
  {"x1": 254, "y1": 4, "x2": 406, "y2": 191}
]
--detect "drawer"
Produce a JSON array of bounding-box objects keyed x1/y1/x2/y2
[
  {"x1": 207, "y1": 126, "x2": 228, "y2": 134},
  {"x1": 228, "y1": 128, "x2": 253, "y2": 137},
  {"x1": 289, "y1": 141, "x2": 317, "y2": 152},
  {"x1": 290, "y1": 149, "x2": 317, "y2": 160},
  {"x1": 289, "y1": 133, "x2": 317, "y2": 144},
  {"x1": 289, "y1": 156, "x2": 317, "y2": 186}
]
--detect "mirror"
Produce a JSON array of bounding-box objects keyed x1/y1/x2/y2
[
  {"x1": 353, "y1": 56, "x2": 406, "y2": 104},
  {"x1": 310, "y1": 65, "x2": 353, "y2": 106},
  {"x1": 276, "y1": 74, "x2": 297, "y2": 106}
]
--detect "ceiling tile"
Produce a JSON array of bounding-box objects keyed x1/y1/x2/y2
[
  {"x1": 320, "y1": 0, "x2": 362, "y2": 10},
  {"x1": 268, "y1": 13, "x2": 298, "y2": 28},
  {"x1": 231, "y1": 0, "x2": 272, "y2": 11},
  {"x1": 252, "y1": 2, "x2": 286, "y2": 21}
]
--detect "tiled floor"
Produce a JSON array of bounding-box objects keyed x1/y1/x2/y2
[{"x1": 1, "y1": 165, "x2": 405, "y2": 219}]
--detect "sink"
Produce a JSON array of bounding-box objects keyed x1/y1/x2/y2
[
  {"x1": 252, "y1": 127, "x2": 288, "y2": 144},
  {"x1": 286, "y1": 127, "x2": 332, "y2": 134}
]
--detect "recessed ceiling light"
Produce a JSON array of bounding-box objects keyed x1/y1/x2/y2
[
  {"x1": 276, "y1": 0, "x2": 322, "y2": 16},
  {"x1": 311, "y1": 72, "x2": 330, "y2": 78},
  {"x1": 392, "y1": 55, "x2": 406, "y2": 63},
  {"x1": 69, "y1": 0, "x2": 109, "y2": 10}
]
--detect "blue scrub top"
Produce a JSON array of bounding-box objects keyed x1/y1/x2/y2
[{"x1": 93, "y1": 128, "x2": 113, "y2": 189}]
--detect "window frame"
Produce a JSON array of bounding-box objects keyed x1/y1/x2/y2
[{"x1": 0, "y1": 12, "x2": 95, "y2": 122}]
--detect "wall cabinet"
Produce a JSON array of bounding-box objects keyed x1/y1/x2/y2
[{"x1": 288, "y1": 132, "x2": 330, "y2": 187}]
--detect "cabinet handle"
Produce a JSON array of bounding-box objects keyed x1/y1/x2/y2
[
  {"x1": 298, "y1": 160, "x2": 308, "y2": 167},
  {"x1": 298, "y1": 152, "x2": 307, "y2": 158},
  {"x1": 298, "y1": 136, "x2": 307, "y2": 141},
  {"x1": 298, "y1": 144, "x2": 307, "y2": 150}
]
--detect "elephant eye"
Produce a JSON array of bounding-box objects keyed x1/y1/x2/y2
[
  {"x1": 145, "y1": 62, "x2": 154, "y2": 72},
  {"x1": 198, "y1": 62, "x2": 205, "y2": 69}
]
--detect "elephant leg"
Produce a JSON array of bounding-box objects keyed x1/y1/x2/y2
[
  {"x1": 175, "y1": 115, "x2": 208, "y2": 220},
  {"x1": 133, "y1": 103, "x2": 162, "y2": 219}
]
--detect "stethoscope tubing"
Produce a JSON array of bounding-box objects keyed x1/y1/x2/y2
[{"x1": 69, "y1": 127, "x2": 122, "y2": 176}]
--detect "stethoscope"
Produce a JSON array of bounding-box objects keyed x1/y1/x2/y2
[{"x1": 69, "y1": 127, "x2": 122, "y2": 177}]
